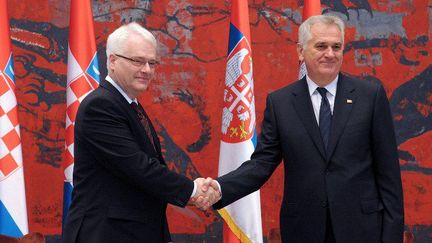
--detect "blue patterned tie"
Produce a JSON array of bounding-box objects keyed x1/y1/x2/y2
[{"x1": 317, "y1": 87, "x2": 332, "y2": 149}]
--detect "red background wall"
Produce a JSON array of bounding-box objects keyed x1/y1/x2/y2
[{"x1": 7, "y1": 0, "x2": 432, "y2": 242}]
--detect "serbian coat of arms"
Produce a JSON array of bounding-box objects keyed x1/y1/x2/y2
[{"x1": 221, "y1": 37, "x2": 256, "y2": 143}]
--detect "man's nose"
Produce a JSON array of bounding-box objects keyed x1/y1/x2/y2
[
  {"x1": 140, "y1": 62, "x2": 151, "y2": 72},
  {"x1": 324, "y1": 47, "x2": 335, "y2": 57}
]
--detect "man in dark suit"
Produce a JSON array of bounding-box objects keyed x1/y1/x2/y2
[
  {"x1": 62, "y1": 22, "x2": 219, "y2": 243},
  {"x1": 212, "y1": 15, "x2": 404, "y2": 243}
]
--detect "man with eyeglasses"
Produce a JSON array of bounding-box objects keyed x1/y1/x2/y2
[{"x1": 62, "y1": 22, "x2": 221, "y2": 243}]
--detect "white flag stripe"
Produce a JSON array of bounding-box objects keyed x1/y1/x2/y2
[
  {"x1": 10, "y1": 144, "x2": 23, "y2": 165},
  {"x1": 225, "y1": 192, "x2": 262, "y2": 241},
  {"x1": 0, "y1": 88, "x2": 16, "y2": 113},
  {"x1": 0, "y1": 115, "x2": 13, "y2": 137},
  {"x1": 218, "y1": 140, "x2": 254, "y2": 175},
  {"x1": 66, "y1": 47, "x2": 84, "y2": 85},
  {"x1": 0, "y1": 166, "x2": 28, "y2": 233},
  {"x1": 0, "y1": 140, "x2": 7, "y2": 159},
  {"x1": 219, "y1": 140, "x2": 263, "y2": 242},
  {"x1": 64, "y1": 164, "x2": 74, "y2": 183},
  {"x1": 299, "y1": 61, "x2": 307, "y2": 80}
]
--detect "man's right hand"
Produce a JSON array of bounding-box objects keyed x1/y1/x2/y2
[{"x1": 190, "y1": 177, "x2": 221, "y2": 210}]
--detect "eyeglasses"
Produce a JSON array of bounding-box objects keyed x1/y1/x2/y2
[{"x1": 114, "y1": 54, "x2": 159, "y2": 68}]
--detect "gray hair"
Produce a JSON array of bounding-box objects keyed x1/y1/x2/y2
[
  {"x1": 298, "y1": 15, "x2": 345, "y2": 48},
  {"x1": 106, "y1": 22, "x2": 157, "y2": 69}
]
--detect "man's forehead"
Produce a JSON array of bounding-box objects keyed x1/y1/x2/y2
[
  {"x1": 309, "y1": 25, "x2": 343, "y2": 43},
  {"x1": 311, "y1": 22, "x2": 340, "y2": 30}
]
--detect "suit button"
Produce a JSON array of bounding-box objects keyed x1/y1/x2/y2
[
  {"x1": 321, "y1": 200, "x2": 328, "y2": 208},
  {"x1": 325, "y1": 169, "x2": 329, "y2": 175}
]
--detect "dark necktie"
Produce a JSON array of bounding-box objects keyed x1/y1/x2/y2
[
  {"x1": 317, "y1": 87, "x2": 332, "y2": 149},
  {"x1": 130, "y1": 102, "x2": 156, "y2": 150}
]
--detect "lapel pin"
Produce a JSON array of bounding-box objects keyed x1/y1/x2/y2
[{"x1": 347, "y1": 99, "x2": 353, "y2": 104}]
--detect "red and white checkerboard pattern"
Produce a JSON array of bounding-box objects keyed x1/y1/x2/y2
[
  {"x1": 64, "y1": 50, "x2": 98, "y2": 182},
  {"x1": 0, "y1": 72, "x2": 22, "y2": 180}
]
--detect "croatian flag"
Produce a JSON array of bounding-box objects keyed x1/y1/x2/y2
[
  {"x1": 63, "y1": 0, "x2": 99, "y2": 224},
  {"x1": 218, "y1": 0, "x2": 263, "y2": 242},
  {"x1": 0, "y1": 0, "x2": 29, "y2": 237}
]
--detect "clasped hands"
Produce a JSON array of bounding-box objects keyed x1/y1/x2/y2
[{"x1": 189, "y1": 177, "x2": 221, "y2": 211}]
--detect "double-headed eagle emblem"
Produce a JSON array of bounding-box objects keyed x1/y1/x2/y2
[{"x1": 222, "y1": 39, "x2": 255, "y2": 143}]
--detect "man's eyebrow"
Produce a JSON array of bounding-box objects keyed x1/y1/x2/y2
[
  {"x1": 130, "y1": 56, "x2": 157, "y2": 60},
  {"x1": 131, "y1": 56, "x2": 156, "y2": 60},
  {"x1": 314, "y1": 42, "x2": 327, "y2": 45},
  {"x1": 313, "y1": 41, "x2": 343, "y2": 46}
]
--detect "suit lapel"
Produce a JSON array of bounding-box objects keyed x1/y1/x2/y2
[
  {"x1": 292, "y1": 78, "x2": 327, "y2": 160},
  {"x1": 100, "y1": 80, "x2": 161, "y2": 156},
  {"x1": 326, "y1": 74, "x2": 356, "y2": 160}
]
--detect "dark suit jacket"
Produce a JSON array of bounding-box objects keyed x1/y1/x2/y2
[
  {"x1": 62, "y1": 80, "x2": 194, "y2": 243},
  {"x1": 214, "y1": 74, "x2": 404, "y2": 243}
]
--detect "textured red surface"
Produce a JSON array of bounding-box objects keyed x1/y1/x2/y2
[{"x1": 7, "y1": 0, "x2": 431, "y2": 240}]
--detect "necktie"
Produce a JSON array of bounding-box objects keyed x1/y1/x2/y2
[
  {"x1": 317, "y1": 87, "x2": 332, "y2": 149},
  {"x1": 130, "y1": 102, "x2": 156, "y2": 150}
]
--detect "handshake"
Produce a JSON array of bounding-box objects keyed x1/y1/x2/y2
[{"x1": 189, "y1": 177, "x2": 222, "y2": 211}]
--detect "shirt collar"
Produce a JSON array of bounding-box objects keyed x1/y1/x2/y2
[
  {"x1": 106, "y1": 75, "x2": 138, "y2": 104},
  {"x1": 306, "y1": 74, "x2": 338, "y2": 97}
]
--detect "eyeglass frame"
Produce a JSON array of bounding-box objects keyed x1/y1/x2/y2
[{"x1": 114, "y1": 53, "x2": 159, "y2": 69}]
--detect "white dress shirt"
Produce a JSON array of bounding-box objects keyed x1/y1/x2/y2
[
  {"x1": 306, "y1": 75, "x2": 338, "y2": 125},
  {"x1": 106, "y1": 75, "x2": 137, "y2": 104}
]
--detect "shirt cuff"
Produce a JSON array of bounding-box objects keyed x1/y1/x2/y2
[
  {"x1": 190, "y1": 181, "x2": 197, "y2": 198},
  {"x1": 214, "y1": 180, "x2": 222, "y2": 199}
]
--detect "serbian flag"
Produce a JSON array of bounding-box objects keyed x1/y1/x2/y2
[
  {"x1": 298, "y1": 0, "x2": 321, "y2": 79},
  {"x1": 0, "y1": 0, "x2": 29, "y2": 237},
  {"x1": 63, "y1": 0, "x2": 99, "y2": 224},
  {"x1": 218, "y1": 0, "x2": 263, "y2": 242}
]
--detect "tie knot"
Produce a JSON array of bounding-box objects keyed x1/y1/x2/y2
[
  {"x1": 131, "y1": 102, "x2": 139, "y2": 111},
  {"x1": 316, "y1": 87, "x2": 328, "y2": 98},
  {"x1": 130, "y1": 102, "x2": 143, "y2": 117}
]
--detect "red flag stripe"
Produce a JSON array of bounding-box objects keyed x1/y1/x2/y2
[{"x1": 69, "y1": 0, "x2": 98, "y2": 70}]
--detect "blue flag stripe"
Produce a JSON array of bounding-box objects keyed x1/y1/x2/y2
[
  {"x1": 62, "y1": 181, "x2": 73, "y2": 226},
  {"x1": 0, "y1": 201, "x2": 23, "y2": 237},
  {"x1": 228, "y1": 23, "x2": 244, "y2": 55},
  {"x1": 86, "y1": 53, "x2": 100, "y2": 83}
]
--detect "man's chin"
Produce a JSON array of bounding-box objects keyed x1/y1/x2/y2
[
  {"x1": 136, "y1": 80, "x2": 150, "y2": 87},
  {"x1": 318, "y1": 69, "x2": 339, "y2": 77},
  {"x1": 133, "y1": 83, "x2": 149, "y2": 93},
  {"x1": 140, "y1": 85, "x2": 149, "y2": 91}
]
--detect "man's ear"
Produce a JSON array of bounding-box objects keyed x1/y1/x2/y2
[
  {"x1": 109, "y1": 54, "x2": 116, "y2": 71},
  {"x1": 297, "y1": 43, "x2": 304, "y2": 62}
]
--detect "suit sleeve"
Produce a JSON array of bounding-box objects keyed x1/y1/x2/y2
[
  {"x1": 76, "y1": 97, "x2": 194, "y2": 207},
  {"x1": 371, "y1": 85, "x2": 404, "y2": 243},
  {"x1": 214, "y1": 94, "x2": 283, "y2": 209}
]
